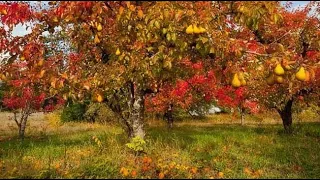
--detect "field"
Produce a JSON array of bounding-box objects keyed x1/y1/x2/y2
[{"x1": 0, "y1": 111, "x2": 320, "y2": 179}]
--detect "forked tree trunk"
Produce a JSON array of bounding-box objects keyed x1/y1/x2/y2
[
  {"x1": 277, "y1": 99, "x2": 293, "y2": 133},
  {"x1": 13, "y1": 111, "x2": 29, "y2": 140},
  {"x1": 18, "y1": 117, "x2": 28, "y2": 139}
]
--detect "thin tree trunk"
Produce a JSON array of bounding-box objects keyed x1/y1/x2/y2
[
  {"x1": 13, "y1": 111, "x2": 29, "y2": 140},
  {"x1": 165, "y1": 103, "x2": 173, "y2": 129},
  {"x1": 18, "y1": 117, "x2": 28, "y2": 140},
  {"x1": 238, "y1": 106, "x2": 245, "y2": 125},
  {"x1": 277, "y1": 99, "x2": 293, "y2": 133},
  {"x1": 241, "y1": 109, "x2": 245, "y2": 126}
]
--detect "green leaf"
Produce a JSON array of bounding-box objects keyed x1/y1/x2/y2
[
  {"x1": 171, "y1": 33, "x2": 176, "y2": 42},
  {"x1": 166, "y1": 33, "x2": 171, "y2": 41}
]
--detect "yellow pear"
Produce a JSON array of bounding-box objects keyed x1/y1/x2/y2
[
  {"x1": 199, "y1": 27, "x2": 206, "y2": 33},
  {"x1": 97, "y1": 94, "x2": 103, "y2": 102},
  {"x1": 237, "y1": 72, "x2": 244, "y2": 81},
  {"x1": 116, "y1": 48, "x2": 121, "y2": 55},
  {"x1": 274, "y1": 64, "x2": 285, "y2": 75},
  {"x1": 231, "y1": 73, "x2": 241, "y2": 88},
  {"x1": 94, "y1": 34, "x2": 100, "y2": 44},
  {"x1": 295, "y1": 67, "x2": 306, "y2": 81},
  {"x1": 186, "y1": 25, "x2": 194, "y2": 34},
  {"x1": 193, "y1": 25, "x2": 201, "y2": 34},
  {"x1": 275, "y1": 75, "x2": 284, "y2": 84},
  {"x1": 96, "y1": 23, "x2": 103, "y2": 31},
  {"x1": 240, "y1": 79, "x2": 247, "y2": 86},
  {"x1": 266, "y1": 74, "x2": 275, "y2": 85}
]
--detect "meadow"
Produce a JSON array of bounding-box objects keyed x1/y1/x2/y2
[{"x1": 0, "y1": 110, "x2": 319, "y2": 179}]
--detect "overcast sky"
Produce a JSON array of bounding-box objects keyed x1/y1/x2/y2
[{"x1": 9, "y1": 1, "x2": 312, "y2": 37}]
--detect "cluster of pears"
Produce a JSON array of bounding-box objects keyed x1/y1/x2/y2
[
  {"x1": 231, "y1": 71, "x2": 246, "y2": 88},
  {"x1": 266, "y1": 63, "x2": 285, "y2": 85},
  {"x1": 186, "y1": 24, "x2": 206, "y2": 34},
  {"x1": 267, "y1": 62, "x2": 313, "y2": 85},
  {"x1": 92, "y1": 22, "x2": 103, "y2": 44}
]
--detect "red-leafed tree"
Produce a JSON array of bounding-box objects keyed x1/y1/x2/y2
[{"x1": 0, "y1": 2, "x2": 65, "y2": 139}]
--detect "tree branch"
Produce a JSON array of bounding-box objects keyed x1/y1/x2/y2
[
  {"x1": 244, "y1": 51, "x2": 271, "y2": 57},
  {"x1": 270, "y1": 30, "x2": 292, "y2": 45}
]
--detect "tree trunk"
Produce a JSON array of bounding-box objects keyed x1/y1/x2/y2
[
  {"x1": 277, "y1": 99, "x2": 293, "y2": 133},
  {"x1": 128, "y1": 89, "x2": 145, "y2": 139},
  {"x1": 240, "y1": 110, "x2": 245, "y2": 126},
  {"x1": 18, "y1": 115, "x2": 28, "y2": 140},
  {"x1": 165, "y1": 103, "x2": 173, "y2": 129},
  {"x1": 238, "y1": 106, "x2": 245, "y2": 125}
]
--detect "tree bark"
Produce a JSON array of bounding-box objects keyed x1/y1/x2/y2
[
  {"x1": 18, "y1": 117, "x2": 28, "y2": 140},
  {"x1": 240, "y1": 108, "x2": 245, "y2": 126},
  {"x1": 165, "y1": 103, "x2": 173, "y2": 129},
  {"x1": 277, "y1": 99, "x2": 293, "y2": 133},
  {"x1": 13, "y1": 111, "x2": 29, "y2": 140},
  {"x1": 128, "y1": 89, "x2": 145, "y2": 139},
  {"x1": 238, "y1": 106, "x2": 245, "y2": 126}
]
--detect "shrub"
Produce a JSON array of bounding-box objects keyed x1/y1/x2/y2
[
  {"x1": 60, "y1": 103, "x2": 87, "y2": 123},
  {"x1": 45, "y1": 110, "x2": 63, "y2": 128},
  {"x1": 125, "y1": 136, "x2": 146, "y2": 155},
  {"x1": 84, "y1": 103, "x2": 118, "y2": 124}
]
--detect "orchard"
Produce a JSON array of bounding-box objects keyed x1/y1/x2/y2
[
  {"x1": 0, "y1": 1, "x2": 319, "y2": 178},
  {"x1": 0, "y1": 1, "x2": 319, "y2": 138}
]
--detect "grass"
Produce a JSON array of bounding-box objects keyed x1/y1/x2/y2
[{"x1": 0, "y1": 111, "x2": 319, "y2": 179}]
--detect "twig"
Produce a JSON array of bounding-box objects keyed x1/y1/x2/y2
[
  {"x1": 270, "y1": 30, "x2": 292, "y2": 45},
  {"x1": 244, "y1": 51, "x2": 272, "y2": 57}
]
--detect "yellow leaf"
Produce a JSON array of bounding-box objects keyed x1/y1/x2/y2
[
  {"x1": 119, "y1": 6, "x2": 124, "y2": 15},
  {"x1": 138, "y1": 10, "x2": 144, "y2": 19},
  {"x1": 96, "y1": 93, "x2": 103, "y2": 102},
  {"x1": 39, "y1": 70, "x2": 46, "y2": 78},
  {"x1": 159, "y1": 172, "x2": 165, "y2": 179},
  {"x1": 38, "y1": 59, "x2": 44, "y2": 66},
  {"x1": 94, "y1": 34, "x2": 100, "y2": 44}
]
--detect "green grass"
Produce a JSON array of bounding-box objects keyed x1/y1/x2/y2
[{"x1": 0, "y1": 116, "x2": 320, "y2": 178}]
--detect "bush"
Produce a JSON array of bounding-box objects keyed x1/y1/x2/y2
[
  {"x1": 84, "y1": 103, "x2": 118, "y2": 125},
  {"x1": 45, "y1": 110, "x2": 63, "y2": 128},
  {"x1": 60, "y1": 103, "x2": 87, "y2": 123}
]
